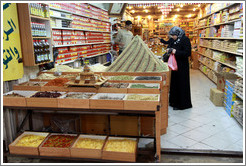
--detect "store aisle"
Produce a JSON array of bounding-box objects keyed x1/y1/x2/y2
[
  {"x1": 160, "y1": 69, "x2": 243, "y2": 151},
  {"x1": 139, "y1": 69, "x2": 243, "y2": 152}
]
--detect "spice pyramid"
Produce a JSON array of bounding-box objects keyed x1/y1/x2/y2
[{"x1": 107, "y1": 35, "x2": 168, "y2": 72}]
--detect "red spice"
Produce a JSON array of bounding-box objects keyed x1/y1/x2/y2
[{"x1": 44, "y1": 78, "x2": 69, "y2": 87}]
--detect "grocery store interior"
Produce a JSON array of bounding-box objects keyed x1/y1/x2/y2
[{"x1": 2, "y1": 1, "x2": 244, "y2": 164}]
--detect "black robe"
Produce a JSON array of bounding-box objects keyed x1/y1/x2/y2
[{"x1": 167, "y1": 36, "x2": 192, "y2": 110}]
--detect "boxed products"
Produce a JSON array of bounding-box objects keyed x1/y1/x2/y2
[{"x1": 210, "y1": 88, "x2": 224, "y2": 106}]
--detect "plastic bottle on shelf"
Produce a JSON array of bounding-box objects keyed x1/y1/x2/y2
[
  {"x1": 45, "y1": 40, "x2": 51, "y2": 61},
  {"x1": 33, "y1": 40, "x2": 38, "y2": 64},
  {"x1": 44, "y1": 4, "x2": 49, "y2": 18}
]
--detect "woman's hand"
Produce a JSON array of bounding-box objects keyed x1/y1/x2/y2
[{"x1": 172, "y1": 49, "x2": 176, "y2": 54}]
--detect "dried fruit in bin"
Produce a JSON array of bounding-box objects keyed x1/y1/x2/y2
[
  {"x1": 31, "y1": 91, "x2": 62, "y2": 98},
  {"x1": 42, "y1": 135, "x2": 77, "y2": 148}
]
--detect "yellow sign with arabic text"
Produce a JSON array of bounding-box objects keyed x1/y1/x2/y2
[{"x1": 3, "y1": 3, "x2": 24, "y2": 81}]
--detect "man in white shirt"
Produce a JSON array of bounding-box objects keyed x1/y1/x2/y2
[{"x1": 115, "y1": 20, "x2": 133, "y2": 55}]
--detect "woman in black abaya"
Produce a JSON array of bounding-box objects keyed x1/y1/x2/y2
[{"x1": 166, "y1": 26, "x2": 192, "y2": 110}]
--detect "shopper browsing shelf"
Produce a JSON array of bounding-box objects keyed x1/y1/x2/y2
[
  {"x1": 114, "y1": 20, "x2": 133, "y2": 55},
  {"x1": 166, "y1": 26, "x2": 192, "y2": 110}
]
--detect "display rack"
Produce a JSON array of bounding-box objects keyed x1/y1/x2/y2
[
  {"x1": 3, "y1": 71, "x2": 170, "y2": 163},
  {"x1": 199, "y1": 45, "x2": 243, "y2": 56},
  {"x1": 17, "y1": 3, "x2": 53, "y2": 66},
  {"x1": 195, "y1": 18, "x2": 241, "y2": 30},
  {"x1": 198, "y1": 68, "x2": 217, "y2": 84}
]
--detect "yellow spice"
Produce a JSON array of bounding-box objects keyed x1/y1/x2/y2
[
  {"x1": 75, "y1": 138, "x2": 104, "y2": 149},
  {"x1": 105, "y1": 139, "x2": 136, "y2": 153},
  {"x1": 15, "y1": 135, "x2": 46, "y2": 147}
]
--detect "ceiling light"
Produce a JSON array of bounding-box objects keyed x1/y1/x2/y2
[
  {"x1": 145, "y1": 10, "x2": 148, "y2": 13},
  {"x1": 193, "y1": 8, "x2": 196, "y2": 11},
  {"x1": 175, "y1": 15, "x2": 178, "y2": 18},
  {"x1": 173, "y1": 18, "x2": 176, "y2": 21},
  {"x1": 177, "y1": 8, "x2": 180, "y2": 12},
  {"x1": 143, "y1": 6, "x2": 146, "y2": 9},
  {"x1": 148, "y1": 15, "x2": 151, "y2": 19},
  {"x1": 131, "y1": 10, "x2": 135, "y2": 13},
  {"x1": 188, "y1": 14, "x2": 191, "y2": 18},
  {"x1": 129, "y1": 6, "x2": 132, "y2": 9},
  {"x1": 198, "y1": 4, "x2": 201, "y2": 7},
  {"x1": 161, "y1": 15, "x2": 164, "y2": 20},
  {"x1": 180, "y1": 4, "x2": 183, "y2": 8}
]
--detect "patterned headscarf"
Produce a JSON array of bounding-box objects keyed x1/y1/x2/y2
[{"x1": 169, "y1": 26, "x2": 185, "y2": 44}]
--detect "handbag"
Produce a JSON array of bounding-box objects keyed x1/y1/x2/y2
[
  {"x1": 168, "y1": 53, "x2": 178, "y2": 71},
  {"x1": 163, "y1": 52, "x2": 170, "y2": 62}
]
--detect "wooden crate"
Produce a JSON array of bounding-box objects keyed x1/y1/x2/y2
[
  {"x1": 70, "y1": 135, "x2": 107, "y2": 159},
  {"x1": 102, "y1": 137, "x2": 137, "y2": 162},
  {"x1": 110, "y1": 116, "x2": 139, "y2": 136},
  {"x1": 127, "y1": 83, "x2": 160, "y2": 94},
  {"x1": 124, "y1": 94, "x2": 160, "y2": 111},
  {"x1": 26, "y1": 92, "x2": 65, "y2": 108},
  {"x1": 80, "y1": 115, "x2": 109, "y2": 134},
  {"x1": 90, "y1": 93, "x2": 125, "y2": 110},
  {"x1": 57, "y1": 92, "x2": 95, "y2": 109},
  {"x1": 3, "y1": 91, "x2": 36, "y2": 107},
  {"x1": 13, "y1": 81, "x2": 47, "y2": 91},
  {"x1": 39, "y1": 133, "x2": 77, "y2": 157},
  {"x1": 9, "y1": 131, "x2": 49, "y2": 156}
]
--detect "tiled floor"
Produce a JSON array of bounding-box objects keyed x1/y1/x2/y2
[{"x1": 140, "y1": 69, "x2": 243, "y2": 152}]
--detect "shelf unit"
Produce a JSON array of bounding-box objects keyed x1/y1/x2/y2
[
  {"x1": 198, "y1": 60, "x2": 217, "y2": 73},
  {"x1": 200, "y1": 37, "x2": 243, "y2": 40},
  {"x1": 17, "y1": 3, "x2": 53, "y2": 66},
  {"x1": 234, "y1": 91, "x2": 243, "y2": 100},
  {"x1": 195, "y1": 18, "x2": 241, "y2": 30},
  {"x1": 199, "y1": 3, "x2": 237, "y2": 20},
  {"x1": 49, "y1": 4, "x2": 111, "y2": 65},
  {"x1": 197, "y1": 51, "x2": 237, "y2": 70},
  {"x1": 199, "y1": 68, "x2": 217, "y2": 84},
  {"x1": 50, "y1": 15, "x2": 73, "y2": 21},
  {"x1": 235, "y1": 72, "x2": 243, "y2": 78},
  {"x1": 231, "y1": 112, "x2": 243, "y2": 126},
  {"x1": 54, "y1": 42, "x2": 111, "y2": 48},
  {"x1": 199, "y1": 45, "x2": 243, "y2": 56}
]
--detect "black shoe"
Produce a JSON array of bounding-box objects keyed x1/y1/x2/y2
[{"x1": 173, "y1": 107, "x2": 179, "y2": 110}]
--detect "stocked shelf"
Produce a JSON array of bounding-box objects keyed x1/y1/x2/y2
[
  {"x1": 49, "y1": 6, "x2": 110, "y2": 23},
  {"x1": 32, "y1": 37, "x2": 51, "y2": 39},
  {"x1": 50, "y1": 15, "x2": 73, "y2": 21},
  {"x1": 199, "y1": 3, "x2": 237, "y2": 20},
  {"x1": 200, "y1": 37, "x2": 243, "y2": 40},
  {"x1": 231, "y1": 112, "x2": 243, "y2": 127},
  {"x1": 54, "y1": 42, "x2": 111, "y2": 48},
  {"x1": 56, "y1": 58, "x2": 78, "y2": 65},
  {"x1": 196, "y1": 18, "x2": 242, "y2": 30},
  {"x1": 199, "y1": 68, "x2": 217, "y2": 84},
  {"x1": 198, "y1": 60, "x2": 218, "y2": 73},
  {"x1": 52, "y1": 27, "x2": 110, "y2": 33},
  {"x1": 199, "y1": 45, "x2": 243, "y2": 56},
  {"x1": 30, "y1": 15, "x2": 50, "y2": 20},
  {"x1": 234, "y1": 91, "x2": 243, "y2": 100},
  {"x1": 235, "y1": 72, "x2": 243, "y2": 78},
  {"x1": 197, "y1": 52, "x2": 237, "y2": 70},
  {"x1": 82, "y1": 51, "x2": 109, "y2": 59}
]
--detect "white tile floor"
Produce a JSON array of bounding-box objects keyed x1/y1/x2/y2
[{"x1": 140, "y1": 69, "x2": 243, "y2": 152}]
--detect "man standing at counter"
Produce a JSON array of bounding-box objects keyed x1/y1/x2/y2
[{"x1": 114, "y1": 20, "x2": 133, "y2": 55}]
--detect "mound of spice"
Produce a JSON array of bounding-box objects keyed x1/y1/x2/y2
[
  {"x1": 135, "y1": 76, "x2": 161, "y2": 80},
  {"x1": 65, "y1": 93, "x2": 94, "y2": 99},
  {"x1": 44, "y1": 78, "x2": 69, "y2": 87},
  {"x1": 102, "y1": 82, "x2": 129, "y2": 88},
  {"x1": 31, "y1": 91, "x2": 62, "y2": 98},
  {"x1": 4, "y1": 93, "x2": 25, "y2": 97},
  {"x1": 42, "y1": 135, "x2": 77, "y2": 148}
]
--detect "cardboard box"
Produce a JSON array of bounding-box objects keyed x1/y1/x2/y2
[
  {"x1": 110, "y1": 116, "x2": 139, "y2": 136},
  {"x1": 210, "y1": 88, "x2": 224, "y2": 106},
  {"x1": 216, "y1": 72, "x2": 237, "y2": 92},
  {"x1": 70, "y1": 134, "x2": 107, "y2": 159},
  {"x1": 9, "y1": 131, "x2": 49, "y2": 156}
]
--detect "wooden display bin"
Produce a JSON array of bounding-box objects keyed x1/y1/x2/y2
[
  {"x1": 106, "y1": 76, "x2": 136, "y2": 83},
  {"x1": 102, "y1": 137, "x2": 137, "y2": 162},
  {"x1": 70, "y1": 135, "x2": 107, "y2": 159},
  {"x1": 58, "y1": 92, "x2": 95, "y2": 109},
  {"x1": 127, "y1": 83, "x2": 160, "y2": 94},
  {"x1": 90, "y1": 93, "x2": 125, "y2": 110},
  {"x1": 26, "y1": 92, "x2": 65, "y2": 108},
  {"x1": 41, "y1": 85, "x2": 69, "y2": 92},
  {"x1": 98, "y1": 87, "x2": 127, "y2": 93},
  {"x1": 68, "y1": 87, "x2": 98, "y2": 93},
  {"x1": 9, "y1": 131, "x2": 49, "y2": 156},
  {"x1": 13, "y1": 81, "x2": 48, "y2": 91},
  {"x1": 124, "y1": 94, "x2": 160, "y2": 111},
  {"x1": 3, "y1": 90, "x2": 36, "y2": 107},
  {"x1": 39, "y1": 133, "x2": 77, "y2": 157}
]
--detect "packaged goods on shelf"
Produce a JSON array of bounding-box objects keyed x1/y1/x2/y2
[
  {"x1": 232, "y1": 100, "x2": 243, "y2": 124},
  {"x1": 236, "y1": 56, "x2": 243, "y2": 76},
  {"x1": 221, "y1": 25, "x2": 234, "y2": 37},
  {"x1": 234, "y1": 78, "x2": 243, "y2": 96}
]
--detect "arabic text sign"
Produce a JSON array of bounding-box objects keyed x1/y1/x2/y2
[{"x1": 3, "y1": 3, "x2": 24, "y2": 81}]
